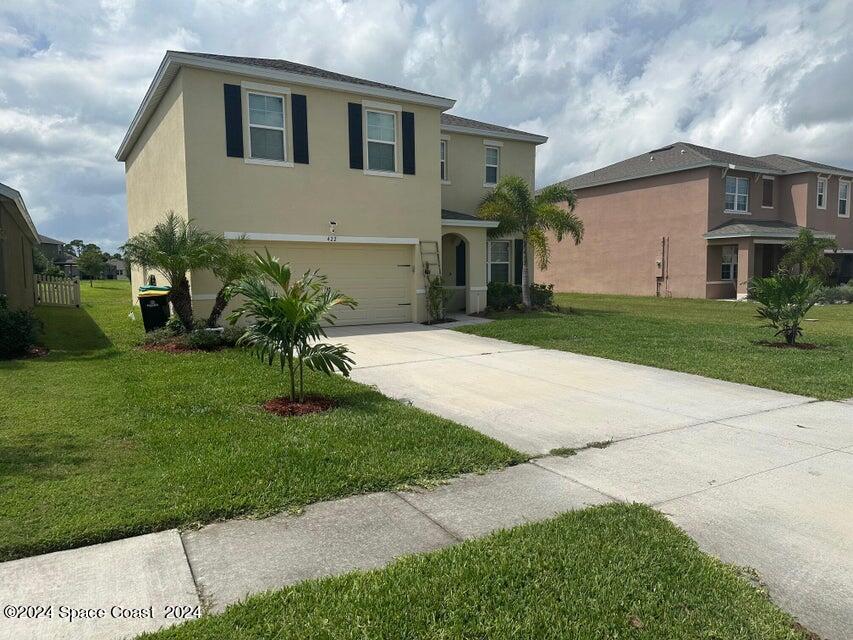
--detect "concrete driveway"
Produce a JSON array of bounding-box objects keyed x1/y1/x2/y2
[{"x1": 328, "y1": 322, "x2": 853, "y2": 639}]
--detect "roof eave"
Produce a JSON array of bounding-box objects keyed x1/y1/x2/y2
[
  {"x1": 117, "y1": 51, "x2": 457, "y2": 161},
  {"x1": 0, "y1": 182, "x2": 38, "y2": 242},
  {"x1": 703, "y1": 230, "x2": 836, "y2": 240},
  {"x1": 440, "y1": 123, "x2": 547, "y2": 145},
  {"x1": 441, "y1": 219, "x2": 500, "y2": 228}
]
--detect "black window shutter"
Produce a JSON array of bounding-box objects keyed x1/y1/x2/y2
[
  {"x1": 347, "y1": 103, "x2": 363, "y2": 169},
  {"x1": 455, "y1": 240, "x2": 466, "y2": 287},
  {"x1": 514, "y1": 239, "x2": 524, "y2": 285},
  {"x1": 223, "y1": 84, "x2": 244, "y2": 158},
  {"x1": 291, "y1": 94, "x2": 309, "y2": 164},
  {"x1": 402, "y1": 111, "x2": 415, "y2": 175}
]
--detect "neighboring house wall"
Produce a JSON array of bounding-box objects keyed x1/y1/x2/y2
[
  {"x1": 0, "y1": 200, "x2": 36, "y2": 310},
  {"x1": 537, "y1": 168, "x2": 711, "y2": 297},
  {"x1": 124, "y1": 70, "x2": 189, "y2": 294}
]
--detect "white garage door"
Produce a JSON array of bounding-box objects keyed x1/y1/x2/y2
[{"x1": 246, "y1": 242, "x2": 414, "y2": 325}]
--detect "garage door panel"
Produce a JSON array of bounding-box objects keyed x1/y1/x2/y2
[{"x1": 243, "y1": 242, "x2": 413, "y2": 325}]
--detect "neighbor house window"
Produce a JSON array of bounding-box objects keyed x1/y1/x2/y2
[
  {"x1": 725, "y1": 176, "x2": 749, "y2": 213},
  {"x1": 488, "y1": 240, "x2": 510, "y2": 283},
  {"x1": 721, "y1": 245, "x2": 738, "y2": 281},
  {"x1": 366, "y1": 109, "x2": 397, "y2": 172},
  {"x1": 248, "y1": 92, "x2": 286, "y2": 161},
  {"x1": 485, "y1": 146, "x2": 500, "y2": 186},
  {"x1": 817, "y1": 177, "x2": 827, "y2": 209},
  {"x1": 840, "y1": 181, "x2": 850, "y2": 218},
  {"x1": 440, "y1": 139, "x2": 448, "y2": 182},
  {"x1": 762, "y1": 177, "x2": 774, "y2": 207}
]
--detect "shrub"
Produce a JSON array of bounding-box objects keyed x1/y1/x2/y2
[
  {"x1": 186, "y1": 328, "x2": 226, "y2": 351},
  {"x1": 816, "y1": 282, "x2": 853, "y2": 304},
  {"x1": 487, "y1": 281, "x2": 556, "y2": 311},
  {"x1": 750, "y1": 273, "x2": 821, "y2": 346},
  {"x1": 0, "y1": 306, "x2": 40, "y2": 359},
  {"x1": 425, "y1": 275, "x2": 451, "y2": 322},
  {"x1": 142, "y1": 328, "x2": 186, "y2": 347}
]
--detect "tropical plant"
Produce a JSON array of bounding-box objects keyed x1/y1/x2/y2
[
  {"x1": 207, "y1": 237, "x2": 255, "y2": 327},
  {"x1": 123, "y1": 211, "x2": 227, "y2": 331},
  {"x1": 228, "y1": 251, "x2": 357, "y2": 402},
  {"x1": 778, "y1": 229, "x2": 838, "y2": 282},
  {"x1": 0, "y1": 305, "x2": 40, "y2": 359},
  {"x1": 77, "y1": 248, "x2": 106, "y2": 285},
  {"x1": 750, "y1": 273, "x2": 821, "y2": 346},
  {"x1": 478, "y1": 175, "x2": 583, "y2": 309},
  {"x1": 425, "y1": 275, "x2": 451, "y2": 322}
]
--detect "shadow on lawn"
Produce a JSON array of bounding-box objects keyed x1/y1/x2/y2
[
  {"x1": 35, "y1": 305, "x2": 113, "y2": 355},
  {"x1": 0, "y1": 433, "x2": 90, "y2": 481}
]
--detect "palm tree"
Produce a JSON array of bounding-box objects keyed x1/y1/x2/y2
[
  {"x1": 778, "y1": 229, "x2": 838, "y2": 282},
  {"x1": 206, "y1": 238, "x2": 255, "y2": 327},
  {"x1": 123, "y1": 211, "x2": 226, "y2": 330},
  {"x1": 478, "y1": 176, "x2": 583, "y2": 309},
  {"x1": 750, "y1": 273, "x2": 820, "y2": 346},
  {"x1": 228, "y1": 251, "x2": 356, "y2": 402}
]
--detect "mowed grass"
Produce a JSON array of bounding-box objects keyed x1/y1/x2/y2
[
  {"x1": 141, "y1": 504, "x2": 808, "y2": 640},
  {"x1": 457, "y1": 292, "x2": 853, "y2": 400},
  {"x1": 0, "y1": 280, "x2": 523, "y2": 561}
]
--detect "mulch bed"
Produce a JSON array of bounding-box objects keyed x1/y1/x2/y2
[
  {"x1": 263, "y1": 395, "x2": 336, "y2": 417},
  {"x1": 753, "y1": 340, "x2": 819, "y2": 350}
]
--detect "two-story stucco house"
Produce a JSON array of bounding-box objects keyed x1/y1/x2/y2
[
  {"x1": 117, "y1": 51, "x2": 546, "y2": 324},
  {"x1": 540, "y1": 142, "x2": 852, "y2": 299}
]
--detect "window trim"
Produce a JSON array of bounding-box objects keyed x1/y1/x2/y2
[
  {"x1": 817, "y1": 176, "x2": 828, "y2": 210},
  {"x1": 839, "y1": 180, "x2": 850, "y2": 218},
  {"x1": 245, "y1": 90, "x2": 290, "y2": 166},
  {"x1": 484, "y1": 145, "x2": 500, "y2": 187},
  {"x1": 363, "y1": 107, "x2": 399, "y2": 176},
  {"x1": 440, "y1": 138, "x2": 450, "y2": 184},
  {"x1": 724, "y1": 175, "x2": 750, "y2": 214},
  {"x1": 487, "y1": 239, "x2": 511, "y2": 283},
  {"x1": 720, "y1": 245, "x2": 738, "y2": 281},
  {"x1": 761, "y1": 175, "x2": 774, "y2": 209}
]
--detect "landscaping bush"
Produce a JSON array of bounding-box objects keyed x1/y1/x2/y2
[
  {"x1": 0, "y1": 304, "x2": 40, "y2": 359},
  {"x1": 487, "y1": 281, "x2": 556, "y2": 311},
  {"x1": 817, "y1": 282, "x2": 853, "y2": 304},
  {"x1": 186, "y1": 328, "x2": 227, "y2": 351},
  {"x1": 750, "y1": 273, "x2": 820, "y2": 346}
]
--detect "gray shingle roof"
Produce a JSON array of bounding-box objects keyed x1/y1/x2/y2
[
  {"x1": 39, "y1": 234, "x2": 63, "y2": 244},
  {"x1": 176, "y1": 51, "x2": 450, "y2": 101},
  {"x1": 440, "y1": 114, "x2": 546, "y2": 142},
  {"x1": 441, "y1": 209, "x2": 479, "y2": 221},
  {"x1": 555, "y1": 142, "x2": 853, "y2": 191},
  {"x1": 703, "y1": 219, "x2": 836, "y2": 240}
]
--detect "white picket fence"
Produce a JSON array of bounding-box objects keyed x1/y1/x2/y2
[{"x1": 35, "y1": 275, "x2": 81, "y2": 307}]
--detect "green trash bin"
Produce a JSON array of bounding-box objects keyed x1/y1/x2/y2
[{"x1": 138, "y1": 286, "x2": 171, "y2": 332}]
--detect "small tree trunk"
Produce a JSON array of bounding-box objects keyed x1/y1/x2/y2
[
  {"x1": 169, "y1": 276, "x2": 194, "y2": 331},
  {"x1": 298, "y1": 358, "x2": 304, "y2": 403},
  {"x1": 520, "y1": 236, "x2": 531, "y2": 310},
  {"x1": 207, "y1": 288, "x2": 229, "y2": 327},
  {"x1": 287, "y1": 353, "x2": 296, "y2": 401}
]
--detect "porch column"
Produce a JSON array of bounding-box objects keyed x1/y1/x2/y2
[{"x1": 736, "y1": 238, "x2": 754, "y2": 299}]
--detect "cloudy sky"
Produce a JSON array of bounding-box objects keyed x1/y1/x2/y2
[{"x1": 2, "y1": 0, "x2": 852, "y2": 252}]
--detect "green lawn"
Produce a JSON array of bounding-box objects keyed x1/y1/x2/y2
[
  {"x1": 457, "y1": 292, "x2": 853, "y2": 400},
  {"x1": 0, "y1": 281, "x2": 523, "y2": 561},
  {"x1": 141, "y1": 504, "x2": 808, "y2": 640}
]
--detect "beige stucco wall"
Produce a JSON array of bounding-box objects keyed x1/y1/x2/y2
[
  {"x1": 0, "y1": 200, "x2": 36, "y2": 310},
  {"x1": 538, "y1": 168, "x2": 712, "y2": 298},
  {"x1": 440, "y1": 225, "x2": 488, "y2": 313},
  {"x1": 124, "y1": 70, "x2": 189, "y2": 297},
  {"x1": 440, "y1": 132, "x2": 536, "y2": 215}
]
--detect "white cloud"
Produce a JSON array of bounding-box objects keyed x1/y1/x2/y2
[{"x1": 0, "y1": 0, "x2": 851, "y2": 251}]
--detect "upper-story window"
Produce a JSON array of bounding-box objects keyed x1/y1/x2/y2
[
  {"x1": 366, "y1": 109, "x2": 396, "y2": 172},
  {"x1": 761, "y1": 177, "x2": 774, "y2": 208},
  {"x1": 440, "y1": 140, "x2": 448, "y2": 182},
  {"x1": 725, "y1": 176, "x2": 749, "y2": 213},
  {"x1": 248, "y1": 92, "x2": 286, "y2": 162},
  {"x1": 840, "y1": 181, "x2": 850, "y2": 218},
  {"x1": 817, "y1": 177, "x2": 827, "y2": 209},
  {"x1": 485, "y1": 146, "x2": 500, "y2": 186}
]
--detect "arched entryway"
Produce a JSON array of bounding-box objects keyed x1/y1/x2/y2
[{"x1": 441, "y1": 232, "x2": 468, "y2": 313}]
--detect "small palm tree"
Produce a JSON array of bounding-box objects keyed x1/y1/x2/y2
[
  {"x1": 478, "y1": 176, "x2": 583, "y2": 309},
  {"x1": 123, "y1": 211, "x2": 227, "y2": 331},
  {"x1": 779, "y1": 229, "x2": 838, "y2": 282},
  {"x1": 228, "y1": 251, "x2": 357, "y2": 402},
  {"x1": 206, "y1": 238, "x2": 255, "y2": 327},
  {"x1": 750, "y1": 273, "x2": 820, "y2": 346}
]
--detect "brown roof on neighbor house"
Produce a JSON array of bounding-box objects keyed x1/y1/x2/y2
[
  {"x1": 440, "y1": 114, "x2": 547, "y2": 143},
  {"x1": 176, "y1": 51, "x2": 450, "y2": 102},
  {"x1": 703, "y1": 219, "x2": 836, "y2": 240},
  {"x1": 554, "y1": 142, "x2": 853, "y2": 191}
]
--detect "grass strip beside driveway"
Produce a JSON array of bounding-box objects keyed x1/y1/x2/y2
[
  {"x1": 0, "y1": 281, "x2": 523, "y2": 561},
  {"x1": 457, "y1": 292, "x2": 853, "y2": 400},
  {"x1": 141, "y1": 504, "x2": 809, "y2": 640}
]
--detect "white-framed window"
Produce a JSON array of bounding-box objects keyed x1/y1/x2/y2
[
  {"x1": 440, "y1": 139, "x2": 448, "y2": 182},
  {"x1": 816, "y1": 177, "x2": 827, "y2": 209},
  {"x1": 485, "y1": 146, "x2": 500, "y2": 186},
  {"x1": 725, "y1": 176, "x2": 749, "y2": 213},
  {"x1": 247, "y1": 92, "x2": 286, "y2": 162},
  {"x1": 840, "y1": 180, "x2": 850, "y2": 218},
  {"x1": 721, "y1": 245, "x2": 738, "y2": 281},
  {"x1": 488, "y1": 240, "x2": 510, "y2": 283},
  {"x1": 365, "y1": 109, "x2": 397, "y2": 173}
]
